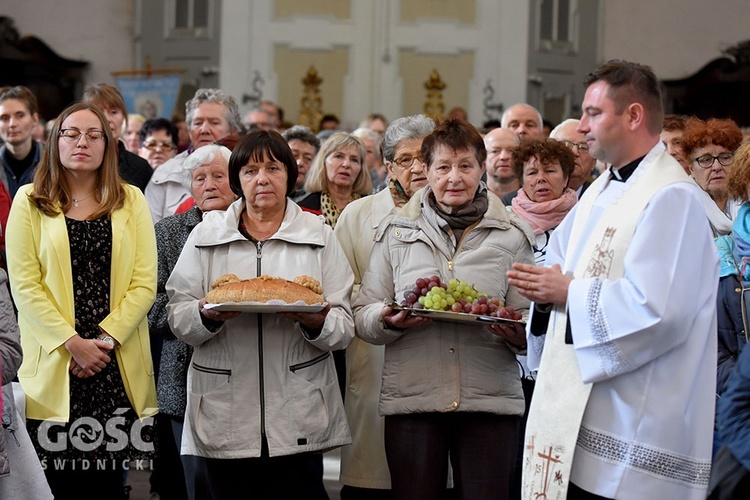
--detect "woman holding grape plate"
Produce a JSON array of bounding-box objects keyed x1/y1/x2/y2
[{"x1": 353, "y1": 118, "x2": 535, "y2": 500}]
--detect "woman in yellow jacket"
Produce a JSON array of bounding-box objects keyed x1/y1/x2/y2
[{"x1": 6, "y1": 102, "x2": 157, "y2": 499}]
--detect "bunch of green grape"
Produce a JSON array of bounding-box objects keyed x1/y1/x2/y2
[{"x1": 400, "y1": 276, "x2": 507, "y2": 315}]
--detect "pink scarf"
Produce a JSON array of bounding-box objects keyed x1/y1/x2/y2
[{"x1": 511, "y1": 187, "x2": 578, "y2": 235}]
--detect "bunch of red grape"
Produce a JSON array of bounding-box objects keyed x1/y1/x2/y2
[
  {"x1": 399, "y1": 275, "x2": 522, "y2": 320},
  {"x1": 400, "y1": 275, "x2": 444, "y2": 310}
]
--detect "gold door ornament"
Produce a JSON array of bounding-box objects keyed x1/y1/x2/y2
[
  {"x1": 424, "y1": 69, "x2": 446, "y2": 122},
  {"x1": 299, "y1": 66, "x2": 323, "y2": 132}
]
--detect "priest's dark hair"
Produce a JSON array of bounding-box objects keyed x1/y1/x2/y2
[{"x1": 584, "y1": 60, "x2": 663, "y2": 135}]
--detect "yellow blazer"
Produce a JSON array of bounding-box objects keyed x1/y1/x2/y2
[{"x1": 6, "y1": 184, "x2": 158, "y2": 421}]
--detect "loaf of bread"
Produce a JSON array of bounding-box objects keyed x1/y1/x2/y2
[{"x1": 205, "y1": 274, "x2": 324, "y2": 305}]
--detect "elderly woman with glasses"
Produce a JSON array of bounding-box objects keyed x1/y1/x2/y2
[
  {"x1": 138, "y1": 118, "x2": 179, "y2": 170},
  {"x1": 334, "y1": 114, "x2": 435, "y2": 498},
  {"x1": 354, "y1": 119, "x2": 534, "y2": 500},
  {"x1": 6, "y1": 102, "x2": 157, "y2": 498},
  {"x1": 682, "y1": 117, "x2": 744, "y2": 236}
]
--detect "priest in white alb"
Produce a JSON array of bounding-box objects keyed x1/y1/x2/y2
[{"x1": 507, "y1": 60, "x2": 718, "y2": 500}]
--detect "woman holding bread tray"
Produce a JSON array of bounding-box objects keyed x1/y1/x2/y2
[{"x1": 166, "y1": 130, "x2": 354, "y2": 499}]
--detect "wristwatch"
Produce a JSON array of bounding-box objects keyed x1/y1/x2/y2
[{"x1": 97, "y1": 334, "x2": 116, "y2": 349}]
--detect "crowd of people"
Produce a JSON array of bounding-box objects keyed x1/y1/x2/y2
[{"x1": 0, "y1": 58, "x2": 749, "y2": 500}]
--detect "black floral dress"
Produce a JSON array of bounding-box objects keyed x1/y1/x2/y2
[{"x1": 27, "y1": 216, "x2": 154, "y2": 470}]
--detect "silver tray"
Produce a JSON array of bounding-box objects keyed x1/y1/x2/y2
[
  {"x1": 388, "y1": 302, "x2": 526, "y2": 327},
  {"x1": 203, "y1": 301, "x2": 327, "y2": 313}
]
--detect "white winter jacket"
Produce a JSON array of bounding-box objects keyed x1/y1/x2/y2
[
  {"x1": 354, "y1": 186, "x2": 535, "y2": 417},
  {"x1": 167, "y1": 198, "x2": 354, "y2": 458},
  {"x1": 145, "y1": 151, "x2": 191, "y2": 223}
]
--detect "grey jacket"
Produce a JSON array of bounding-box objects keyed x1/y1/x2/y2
[
  {"x1": 0, "y1": 269, "x2": 22, "y2": 477},
  {"x1": 354, "y1": 186, "x2": 535, "y2": 417},
  {"x1": 166, "y1": 198, "x2": 354, "y2": 458},
  {"x1": 149, "y1": 205, "x2": 202, "y2": 418},
  {"x1": 0, "y1": 266, "x2": 54, "y2": 498}
]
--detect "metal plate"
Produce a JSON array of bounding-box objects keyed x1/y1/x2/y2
[
  {"x1": 388, "y1": 302, "x2": 526, "y2": 327},
  {"x1": 203, "y1": 301, "x2": 327, "y2": 313}
]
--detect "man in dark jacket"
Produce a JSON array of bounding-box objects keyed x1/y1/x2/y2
[{"x1": 0, "y1": 86, "x2": 43, "y2": 198}]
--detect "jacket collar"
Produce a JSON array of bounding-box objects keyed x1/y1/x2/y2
[
  {"x1": 193, "y1": 197, "x2": 327, "y2": 247},
  {"x1": 374, "y1": 182, "x2": 534, "y2": 246},
  {"x1": 370, "y1": 189, "x2": 396, "y2": 229},
  {"x1": 182, "y1": 204, "x2": 204, "y2": 228},
  {"x1": 149, "y1": 151, "x2": 190, "y2": 184}
]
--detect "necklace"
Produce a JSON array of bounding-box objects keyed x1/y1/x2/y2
[{"x1": 72, "y1": 192, "x2": 96, "y2": 208}]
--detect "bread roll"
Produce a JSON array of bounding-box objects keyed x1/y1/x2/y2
[{"x1": 205, "y1": 274, "x2": 324, "y2": 305}]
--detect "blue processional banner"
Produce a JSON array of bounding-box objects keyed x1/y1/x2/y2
[{"x1": 115, "y1": 75, "x2": 181, "y2": 119}]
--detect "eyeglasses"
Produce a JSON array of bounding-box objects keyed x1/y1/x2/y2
[
  {"x1": 59, "y1": 128, "x2": 105, "y2": 143},
  {"x1": 393, "y1": 155, "x2": 423, "y2": 169},
  {"x1": 694, "y1": 152, "x2": 734, "y2": 169},
  {"x1": 560, "y1": 140, "x2": 589, "y2": 153},
  {"x1": 142, "y1": 140, "x2": 175, "y2": 151}
]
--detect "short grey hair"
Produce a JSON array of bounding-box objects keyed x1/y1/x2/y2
[
  {"x1": 185, "y1": 88, "x2": 242, "y2": 133},
  {"x1": 501, "y1": 103, "x2": 543, "y2": 130},
  {"x1": 282, "y1": 125, "x2": 321, "y2": 152},
  {"x1": 182, "y1": 144, "x2": 232, "y2": 194},
  {"x1": 352, "y1": 127, "x2": 381, "y2": 146},
  {"x1": 381, "y1": 114, "x2": 435, "y2": 162},
  {"x1": 549, "y1": 118, "x2": 580, "y2": 139}
]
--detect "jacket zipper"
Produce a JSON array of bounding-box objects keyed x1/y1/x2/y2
[
  {"x1": 192, "y1": 362, "x2": 232, "y2": 383},
  {"x1": 447, "y1": 220, "x2": 481, "y2": 275},
  {"x1": 255, "y1": 240, "x2": 267, "y2": 442},
  {"x1": 289, "y1": 351, "x2": 331, "y2": 372}
]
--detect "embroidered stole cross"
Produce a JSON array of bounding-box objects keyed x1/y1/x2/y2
[{"x1": 521, "y1": 151, "x2": 689, "y2": 499}]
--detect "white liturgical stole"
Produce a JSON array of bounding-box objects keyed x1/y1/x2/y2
[{"x1": 522, "y1": 150, "x2": 688, "y2": 499}]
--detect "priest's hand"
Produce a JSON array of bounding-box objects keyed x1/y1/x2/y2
[{"x1": 507, "y1": 263, "x2": 572, "y2": 305}]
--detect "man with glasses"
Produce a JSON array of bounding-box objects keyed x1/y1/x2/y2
[
  {"x1": 244, "y1": 106, "x2": 275, "y2": 131},
  {"x1": 509, "y1": 60, "x2": 718, "y2": 500},
  {"x1": 138, "y1": 118, "x2": 179, "y2": 170},
  {"x1": 550, "y1": 119, "x2": 597, "y2": 198}
]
